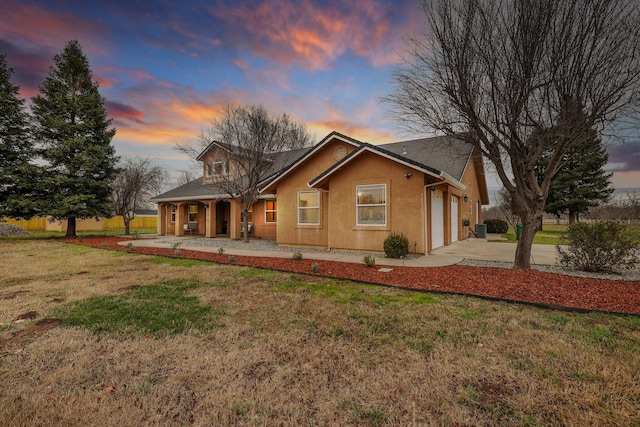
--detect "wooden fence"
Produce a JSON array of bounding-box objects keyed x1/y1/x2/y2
[{"x1": 4, "y1": 215, "x2": 157, "y2": 231}]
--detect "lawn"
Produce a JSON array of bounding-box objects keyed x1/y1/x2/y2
[
  {"x1": 497, "y1": 222, "x2": 640, "y2": 245},
  {"x1": 25, "y1": 227, "x2": 157, "y2": 238},
  {"x1": 1, "y1": 239, "x2": 639, "y2": 426}
]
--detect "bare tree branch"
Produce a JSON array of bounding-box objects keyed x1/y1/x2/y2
[
  {"x1": 111, "y1": 158, "x2": 167, "y2": 235},
  {"x1": 197, "y1": 104, "x2": 312, "y2": 242}
]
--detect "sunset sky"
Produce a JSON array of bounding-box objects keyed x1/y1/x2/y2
[{"x1": 1, "y1": 0, "x2": 639, "y2": 194}]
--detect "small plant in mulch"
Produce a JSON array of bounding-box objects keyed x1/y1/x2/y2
[
  {"x1": 311, "y1": 263, "x2": 320, "y2": 274},
  {"x1": 132, "y1": 230, "x2": 140, "y2": 240},
  {"x1": 557, "y1": 220, "x2": 639, "y2": 273},
  {"x1": 228, "y1": 255, "x2": 237, "y2": 263},
  {"x1": 363, "y1": 255, "x2": 376, "y2": 268},
  {"x1": 99, "y1": 241, "x2": 109, "y2": 249},
  {"x1": 292, "y1": 251, "x2": 303, "y2": 261},
  {"x1": 218, "y1": 247, "x2": 225, "y2": 255},
  {"x1": 77, "y1": 235, "x2": 85, "y2": 242},
  {"x1": 171, "y1": 242, "x2": 182, "y2": 256},
  {"x1": 383, "y1": 231, "x2": 409, "y2": 258},
  {"x1": 126, "y1": 242, "x2": 136, "y2": 252}
]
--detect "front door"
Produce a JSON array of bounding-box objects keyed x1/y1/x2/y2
[{"x1": 215, "y1": 200, "x2": 231, "y2": 235}]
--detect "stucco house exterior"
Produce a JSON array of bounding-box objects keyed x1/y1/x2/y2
[{"x1": 151, "y1": 131, "x2": 489, "y2": 254}]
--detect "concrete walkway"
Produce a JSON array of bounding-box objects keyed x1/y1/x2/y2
[{"x1": 121, "y1": 234, "x2": 560, "y2": 268}]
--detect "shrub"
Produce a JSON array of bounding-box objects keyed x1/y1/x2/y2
[
  {"x1": 483, "y1": 219, "x2": 509, "y2": 234},
  {"x1": 383, "y1": 231, "x2": 409, "y2": 258},
  {"x1": 228, "y1": 255, "x2": 236, "y2": 263},
  {"x1": 363, "y1": 255, "x2": 376, "y2": 268},
  {"x1": 171, "y1": 241, "x2": 182, "y2": 256},
  {"x1": 218, "y1": 247, "x2": 225, "y2": 255},
  {"x1": 292, "y1": 251, "x2": 303, "y2": 261},
  {"x1": 311, "y1": 263, "x2": 320, "y2": 274},
  {"x1": 557, "y1": 220, "x2": 639, "y2": 273}
]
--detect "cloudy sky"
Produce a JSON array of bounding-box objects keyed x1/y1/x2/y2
[{"x1": 1, "y1": 0, "x2": 639, "y2": 194}]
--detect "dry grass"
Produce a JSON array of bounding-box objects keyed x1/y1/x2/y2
[{"x1": 1, "y1": 239, "x2": 639, "y2": 426}]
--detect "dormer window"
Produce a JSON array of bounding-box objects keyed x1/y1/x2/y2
[{"x1": 209, "y1": 159, "x2": 229, "y2": 176}]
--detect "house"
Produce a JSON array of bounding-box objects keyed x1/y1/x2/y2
[{"x1": 151, "y1": 131, "x2": 489, "y2": 254}]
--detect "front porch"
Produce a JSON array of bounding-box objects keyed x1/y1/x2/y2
[{"x1": 157, "y1": 199, "x2": 243, "y2": 239}]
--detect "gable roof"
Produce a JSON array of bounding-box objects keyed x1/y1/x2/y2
[
  {"x1": 261, "y1": 131, "x2": 472, "y2": 193},
  {"x1": 153, "y1": 131, "x2": 486, "y2": 203},
  {"x1": 308, "y1": 142, "x2": 466, "y2": 190},
  {"x1": 259, "y1": 131, "x2": 362, "y2": 193}
]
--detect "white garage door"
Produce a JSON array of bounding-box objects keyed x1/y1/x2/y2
[
  {"x1": 451, "y1": 195, "x2": 459, "y2": 243},
  {"x1": 431, "y1": 189, "x2": 444, "y2": 249}
]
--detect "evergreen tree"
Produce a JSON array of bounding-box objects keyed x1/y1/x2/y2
[
  {"x1": 32, "y1": 40, "x2": 118, "y2": 237},
  {"x1": 538, "y1": 132, "x2": 613, "y2": 224},
  {"x1": 0, "y1": 53, "x2": 39, "y2": 219}
]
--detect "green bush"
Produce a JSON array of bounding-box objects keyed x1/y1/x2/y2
[
  {"x1": 292, "y1": 251, "x2": 303, "y2": 261},
  {"x1": 557, "y1": 220, "x2": 639, "y2": 273},
  {"x1": 383, "y1": 231, "x2": 409, "y2": 258},
  {"x1": 483, "y1": 219, "x2": 509, "y2": 234},
  {"x1": 363, "y1": 255, "x2": 376, "y2": 268}
]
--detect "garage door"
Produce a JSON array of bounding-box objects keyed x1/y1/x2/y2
[
  {"x1": 431, "y1": 189, "x2": 444, "y2": 249},
  {"x1": 451, "y1": 195, "x2": 459, "y2": 242}
]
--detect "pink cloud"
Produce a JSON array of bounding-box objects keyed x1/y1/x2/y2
[
  {"x1": 0, "y1": 2, "x2": 108, "y2": 55},
  {"x1": 211, "y1": 0, "x2": 420, "y2": 71},
  {"x1": 233, "y1": 59, "x2": 249, "y2": 71}
]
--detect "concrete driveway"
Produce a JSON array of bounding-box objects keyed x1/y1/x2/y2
[{"x1": 430, "y1": 234, "x2": 560, "y2": 266}]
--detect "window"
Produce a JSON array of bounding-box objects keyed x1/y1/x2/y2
[
  {"x1": 265, "y1": 200, "x2": 277, "y2": 223},
  {"x1": 212, "y1": 159, "x2": 229, "y2": 175},
  {"x1": 170, "y1": 205, "x2": 176, "y2": 223},
  {"x1": 188, "y1": 204, "x2": 198, "y2": 222},
  {"x1": 298, "y1": 191, "x2": 320, "y2": 224},
  {"x1": 356, "y1": 184, "x2": 386, "y2": 225}
]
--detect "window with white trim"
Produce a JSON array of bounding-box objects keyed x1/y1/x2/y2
[
  {"x1": 211, "y1": 159, "x2": 229, "y2": 176},
  {"x1": 298, "y1": 191, "x2": 320, "y2": 224},
  {"x1": 356, "y1": 184, "x2": 386, "y2": 225},
  {"x1": 188, "y1": 204, "x2": 198, "y2": 222},
  {"x1": 265, "y1": 200, "x2": 277, "y2": 223}
]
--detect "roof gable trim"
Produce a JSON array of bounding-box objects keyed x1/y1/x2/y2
[{"x1": 258, "y1": 131, "x2": 362, "y2": 193}]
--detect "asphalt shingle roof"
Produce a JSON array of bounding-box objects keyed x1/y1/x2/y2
[{"x1": 153, "y1": 133, "x2": 474, "y2": 202}]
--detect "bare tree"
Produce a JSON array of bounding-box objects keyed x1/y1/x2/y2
[
  {"x1": 111, "y1": 158, "x2": 167, "y2": 235},
  {"x1": 179, "y1": 104, "x2": 311, "y2": 242},
  {"x1": 385, "y1": 0, "x2": 640, "y2": 268},
  {"x1": 494, "y1": 187, "x2": 520, "y2": 231}
]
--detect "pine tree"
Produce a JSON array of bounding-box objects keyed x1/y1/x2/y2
[
  {"x1": 0, "y1": 53, "x2": 39, "y2": 219},
  {"x1": 538, "y1": 132, "x2": 613, "y2": 224},
  {"x1": 32, "y1": 40, "x2": 118, "y2": 237}
]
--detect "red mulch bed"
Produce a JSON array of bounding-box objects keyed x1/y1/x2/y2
[{"x1": 63, "y1": 237, "x2": 640, "y2": 315}]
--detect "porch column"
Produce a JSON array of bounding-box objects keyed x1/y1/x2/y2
[
  {"x1": 157, "y1": 203, "x2": 166, "y2": 236},
  {"x1": 230, "y1": 199, "x2": 241, "y2": 240},
  {"x1": 174, "y1": 203, "x2": 185, "y2": 236},
  {"x1": 205, "y1": 201, "x2": 216, "y2": 238}
]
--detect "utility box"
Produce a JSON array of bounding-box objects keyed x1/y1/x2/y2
[{"x1": 475, "y1": 223, "x2": 487, "y2": 238}]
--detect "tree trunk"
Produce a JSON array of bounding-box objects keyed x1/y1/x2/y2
[
  {"x1": 568, "y1": 210, "x2": 576, "y2": 224},
  {"x1": 124, "y1": 216, "x2": 131, "y2": 236},
  {"x1": 66, "y1": 216, "x2": 77, "y2": 238},
  {"x1": 242, "y1": 209, "x2": 249, "y2": 243},
  {"x1": 513, "y1": 218, "x2": 538, "y2": 269}
]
